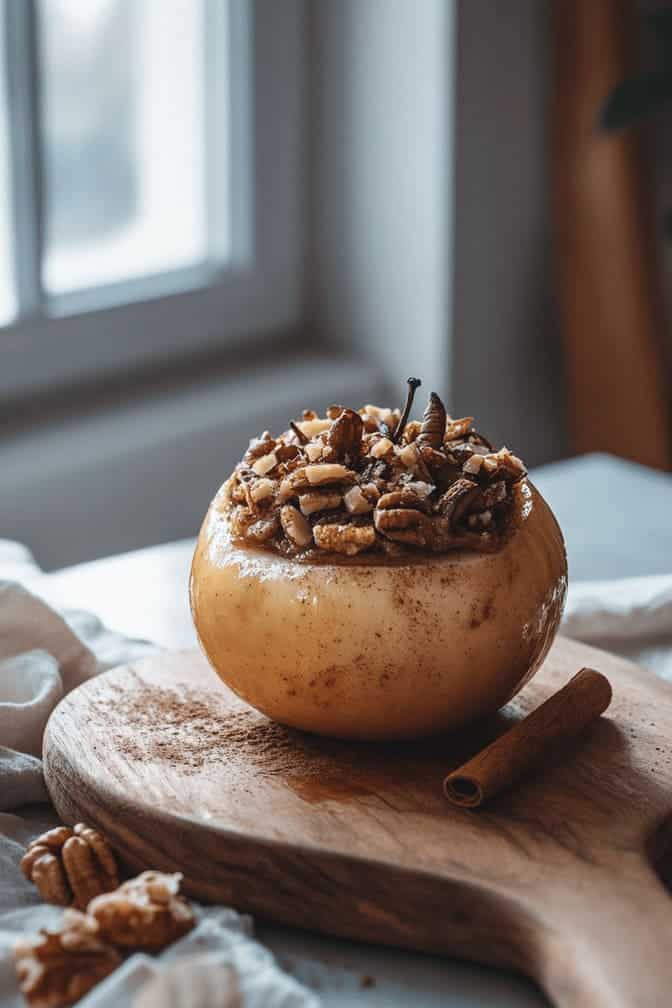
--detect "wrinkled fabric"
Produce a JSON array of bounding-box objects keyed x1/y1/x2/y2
[
  {"x1": 564, "y1": 574, "x2": 672, "y2": 680},
  {"x1": 0, "y1": 546, "x2": 317, "y2": 1007}
]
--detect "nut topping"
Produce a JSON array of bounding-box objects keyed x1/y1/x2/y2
[
  {"x1": 374, "y1": 508, "x2": 431, "y2": 547},
  {"x1": 299, "y1": 490, "x2": 342, "y2": 515},
  {"x1": 14, "y1": 910, "x2": 122, "y2": 1008},
  {"x1": 251, "y1": 451, "x2": 278, "y2": 477},
  {"x1": 444, "y1": 416, "x2": 475, "y2": 442},
  {"x1": 223, "y1": 383, "x2": 526, "y2": 558},
  {"x1": 344, "y1": 485, "x2": 374, "y2": 514},
  {"x1": 326, "y1": 407, "x2": 363, "y2": 460},
  {"x1": 437, "y1": 479, "x2": 482, "y2": 528},
  {"x1": 314, "y1": 522, "x2": 376, "y2": 555},
  {"x1": 305, "y1": 463, "x2": 356, "y2": 486},
  {"x1": 21, "y1": 825, "x2": 119, "y2": 911},
  {"x1": 88, "y1": 871, "x2": 195, "y2": 952},
  {"x1": 280, "y1": 505, "x2": 313, "y2": 547}
]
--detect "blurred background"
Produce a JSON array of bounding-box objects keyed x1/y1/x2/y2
[{"x1": 1, "y1": 0, "x2": 671, "y2": 570}]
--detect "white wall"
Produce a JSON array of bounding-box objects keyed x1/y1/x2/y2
[
  {"x1": 450, "y1": 0, "x2": 566, "y2": 465},
  {"x1": 309, "y1": 0, "x2": 567, "y2": 466},
  {"x1": 308, "y1": 0, "x2": 455, "y2": 400}
]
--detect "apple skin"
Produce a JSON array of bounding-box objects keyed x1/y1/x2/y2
[{"x1": 190, "y1": 480, "x2": 567, "y2": 740}]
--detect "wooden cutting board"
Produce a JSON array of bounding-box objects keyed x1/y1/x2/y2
[{"x1": 44, "y1": 637, "x2": 672, "y2": 1007}]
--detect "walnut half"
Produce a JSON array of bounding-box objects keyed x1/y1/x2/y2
[
  {"x1": 21, "y1": 825, "x2": 119, "y2": 911},
  {"x1": 88, "y1": 871, "x2": 195, "y2": 953},
  {"x1": 14, "y1": 910, "x2": 122, "y2": 1008}
]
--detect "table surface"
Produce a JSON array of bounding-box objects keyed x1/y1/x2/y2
[{"x1": 32, "y1": 453, "x2": 672, "y2": 1006}]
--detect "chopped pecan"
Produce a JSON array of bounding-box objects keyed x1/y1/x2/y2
[
  {"x1": 468, "y1": 430, "x2": 493, "y2": 451},
  {"x1": 304, "y1": 441, "x2": 324, "y2": 463},
  {"x1": 305, "y1": 463, "x2": 356, "y2": 486},
  {"x1": 377, "y1": 488, "x2": 432, "y2": 512},
  {"x1": 360, "y1": 403, "x2": 396, "y2": 431},
  {"x1": 437, "y1": 479, "x2": 482, "y2": 528},
  {"x1": 313, "y1": 522, "x2": 376, "y2": 555},
  {"x1": 247, "y1": 478, "x2": 275, "y2": 504},
  {"x1": 369, "y1": 436, "x2": 394, "y2": 460},
  {"x1": 299, "y1": 490, "x2": 342, "y2": 515},
  {"x1": 275, "y1": 442, "x2": 301, "y2": 463},
  {"x1": 481, "y1": 447, "x2": 527, "y2": 481},
  {"x1": 284, "y1": 463, "x2": 354, "y2": 492},
  {"x1": 417, "y1": 392, "x2": 447, "y2": 449},
  {"x1": 401, "y1": 420, "x2": 422, "y2": 443},
  {"x1": 245, "y1": 517, "x2": 279, "y2": 543},
  {"x1": 14, "y1": 909, "x2": 121, "y2": 1008},
  {"x1": 343, "y1": 485, "x2": 374, "y2": 514},
  {"x1": 417, "y1": 444, "x2": 447, "y2": 471},
  {"x1": 326, "y1": 408, "x2": 363, "y2": 460},
  {"x1": 251, "y1": 451, "x2": 278, "y2": 477},
  {"x1": 326, "y1": 404, "x2": 345, "y2": 419},
  {"x1": 243, "y1": 433, "x2": 275, "y2": 462},
  {"x1": 462, "y1": 454, "x2": 483, "y2": 476},
  {"x1": 280, "y1": 505, "x2": 313, "y2": 547},
  {"x1": 297, "y1": 417, "x2": 332, "y2": 439},
  {"x1": 473, "y1": 480, "x2": 508, "y2": 509},
  {"x1": 89, "y1": 871, "x2": 194, "y2": 953},
  {"x1": 21, "y1": 825, "x2": 119, "y2": 911},
  {"x1": 374, "y1": 508, "x2": 431, "y2": 546},
  {"x1": 444, "y1": 416, "x2": 475, "y2": 442},
  {"x1": 229, "y1": 505, "x2": 255, "y2": 539}
]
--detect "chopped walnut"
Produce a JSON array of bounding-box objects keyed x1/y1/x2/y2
[
  {"x1": 463, "y1": 454, "x2": 484, "y2": 476},
  {"x1": 245, "y1": 518, "x2": 279, "y2": 543},
  {"x1": 89, "y1": 871, "x2": 195, "y2": 953},
  {"x1": 21, "y1": 824, "x2": 119, "y2": 911},
  {"x1": 314, "y1": 522, "x2": 377, "y2": 555},
  {"x1": 249, "y1": 478, "x2": 275, "y2": 503},
  {"x1": 14, "y1": 910, "x2": 122, "y2": 1008},
  {"x1": 444, "y1": 416, "x2": 475, "y2": 442},
  {"x1": 251, "y1": 450, "x2": 278, "y2": 477},
  {"x1": 223, "y1": 387, "x2": 525, "y2": 558},
  {"x1": 280, "y1": 505, "x2": 313, "y2": 547},
  {"x1": 369, "y1": 436, "x2": 394, "y2": 460},
  {"x1": 305, "y1": 463, "x2": 355, "y2": 486},
  {"x1": 344, "y1": 485, "x2": 373, "y2": 514}
]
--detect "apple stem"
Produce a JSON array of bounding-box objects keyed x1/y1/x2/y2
[{"x1": 392, "y1": 377, "x2": 422, "y2": 443}]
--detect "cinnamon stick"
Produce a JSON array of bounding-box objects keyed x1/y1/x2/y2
[{"x1": 443, "y1": 668, "x2": 612, "y2": 808}]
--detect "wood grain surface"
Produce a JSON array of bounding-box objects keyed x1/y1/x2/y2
[{"x1": 44, "y1": 637, "x2": 672, "y2": 1007}]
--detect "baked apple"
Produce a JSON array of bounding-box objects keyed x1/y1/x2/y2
[{"x1": 190, "y1": 382, "x2": 567, "y2": 739}]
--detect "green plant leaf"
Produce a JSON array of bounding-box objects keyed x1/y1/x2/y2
[{"x1": 600, "y1": 72, "x2": 672, "y2": 130}]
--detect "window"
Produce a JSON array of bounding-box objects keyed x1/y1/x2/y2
[
  {"x1": 0, "y1": 0, "x2": 302, "y2": 402},
  {"x1": 39, "y1": 0, "x2": 211, "y2": 294}
]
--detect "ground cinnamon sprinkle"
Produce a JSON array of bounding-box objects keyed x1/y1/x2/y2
[{"x1": 87, "y1": 674, "x2": 451, "y2": 807}]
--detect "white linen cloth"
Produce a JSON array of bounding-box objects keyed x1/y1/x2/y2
[
  {"x1": 1, "y1": 537, "x2": 672, "y2": 1007},
  {"x1": 0, "y1": 541, "x2": 317, "y2": 1007}
]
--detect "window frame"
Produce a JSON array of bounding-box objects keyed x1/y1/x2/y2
[{"x1": 0, "y1": 0, "x2": 304, "y2": 404}]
